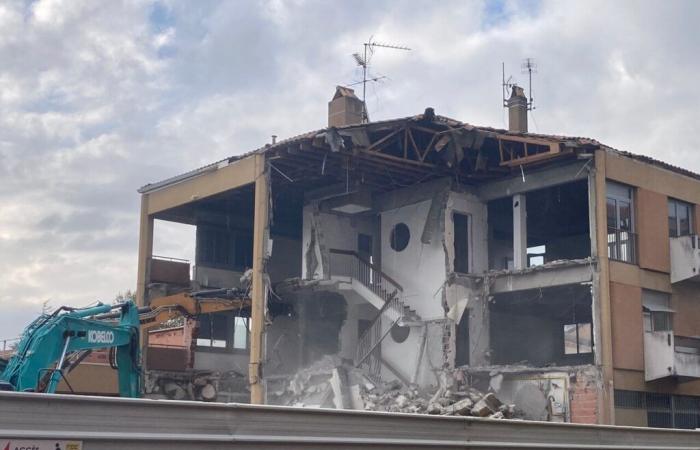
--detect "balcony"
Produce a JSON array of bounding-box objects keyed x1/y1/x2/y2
[
  {"x1": 607, "y1": 227, "x2": 637, "y2": 264},
  {"x1": 670, "y1": 235, "x2": 700, "y2": 283},
  {"x1": 645, "y1": 332, "x2": 700, "y2": 382}
]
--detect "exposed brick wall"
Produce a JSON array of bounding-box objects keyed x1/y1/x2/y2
[{"x1": 569, "y1": 371, "x2": 599, "y2": 424}]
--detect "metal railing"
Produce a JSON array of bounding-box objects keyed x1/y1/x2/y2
[
  {"x1": 328, "y1": 249, "x2": 403, "y2": 303},
  {"x1": 608, "y1": 227, "x2": 638, "y2": 264},
  {"x1": 2, "y1": 391, "x2": 700, "y2": 449},
  {"x1": 328, "y1": 249, "x2": 406, "y2": 374}
]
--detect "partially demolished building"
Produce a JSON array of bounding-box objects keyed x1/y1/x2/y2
[{"x1": 136, "y1": 86, "x2": 700, "y2": 428}]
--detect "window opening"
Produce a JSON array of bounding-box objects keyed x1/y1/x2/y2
[
  {"x1": 606, "y1": 182, "x2": 636, "y2": 264},
  {"x1": 453, "y1": 213, "x2": 470, "y2": 273},
  {"x1": 389, "y1": 223, "x2": 410, "y2": 252},
  {"x1": 668, "y1": 198, "x2": 693, "y2": 237}
]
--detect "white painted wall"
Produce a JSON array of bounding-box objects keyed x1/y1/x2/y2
[
  {"x1": 444, "y1": 191, "x2": 488, "y2": 275},
  {"x1": 301, "y1": 205, "x2": 376, "y2": 280},
  {"x1": 380, "y1": 200, "x2": 445, "y2": 320}
]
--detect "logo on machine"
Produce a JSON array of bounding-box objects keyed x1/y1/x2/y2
[{"x1": 87, "y1": 330, "x2": 115, "y2": 344}]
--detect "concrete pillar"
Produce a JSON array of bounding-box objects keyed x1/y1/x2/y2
[
  {"x1": 135, "y1": 194, "x2": 154, "y2": 307},
  {"x1": 513, "y1": 194, "x2": 527, "y2": 270},
  {"x1": 249, "y1": 154, "x2": 269, "y2": 404},
  {"x1": 594, "y1": 150, "x2": 615, "y2": 425}
]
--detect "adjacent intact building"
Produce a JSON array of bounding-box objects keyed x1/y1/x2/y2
[{"x1": 135, "y1": 86, "x2": 700, "y2": 428}]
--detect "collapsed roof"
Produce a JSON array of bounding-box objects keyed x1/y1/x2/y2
[{"x1": 139, "y1": 109, "x2": 700, "y2": 196}]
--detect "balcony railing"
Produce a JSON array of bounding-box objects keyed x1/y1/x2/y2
[{"x1": 608, "y1": 227, "x2": 637, "y2": 264}]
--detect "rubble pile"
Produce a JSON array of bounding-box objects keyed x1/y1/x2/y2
[{"x1": 269, "y1": 356, "x2": 516, "y2": 419}]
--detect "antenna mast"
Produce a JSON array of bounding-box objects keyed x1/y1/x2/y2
[
  {"x1": 520, "y1": 57, "x2": 537, "y2": 110},
  {"x1": 502, "y1": 59, "x2": 537, "y2": 111},
  {"x1": 353, "y1": 37, "x2": 411, "y2": 122}
]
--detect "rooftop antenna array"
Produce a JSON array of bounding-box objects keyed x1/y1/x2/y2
[
  {"x1": 501, "y1": 58, "x2": 537, "y2": 111},
  {"x1": 352, "y1": 37, "x2": 411, "y2": 122}
]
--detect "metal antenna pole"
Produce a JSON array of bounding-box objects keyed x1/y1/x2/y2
[
  {"x1": 363, "y1": 42, "x2": 368, "y2": 121},
  {"x1": 352, "y1": 38, "x2": 411, "y2": 123}
]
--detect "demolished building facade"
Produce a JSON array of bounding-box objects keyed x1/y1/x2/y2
[{"x1": 135, "y1": 86, "x2": 700, "y2": 428}]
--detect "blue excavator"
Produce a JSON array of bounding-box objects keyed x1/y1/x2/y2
[
  {"x1": 0, "y1": 301, "x2": 142, "y2": 397},
  {"x1": 0, "y1": 289, "x2": 249, "y2": 397}
]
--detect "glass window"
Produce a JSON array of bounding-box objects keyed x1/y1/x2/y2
[
  {"x1": 233, "y1": 317, "x2": 249, "y2": 350},
  {"x1": 564, "y1": 322, "x2": 593, "y2": 355},
  {"x1": 668, "y1": 198, "x2": 693, "y2": 237},
  {"x1": 197, "y1": 313, "x2": 249, "y2": 351}
]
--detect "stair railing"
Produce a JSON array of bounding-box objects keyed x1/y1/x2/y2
[{"x1": 327, "y1": 249, "x2": 406, "y2": 372}]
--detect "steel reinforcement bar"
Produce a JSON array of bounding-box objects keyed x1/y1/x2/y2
[{"x1": 1, "y1": 391, "x2": 699, "y2": 450}]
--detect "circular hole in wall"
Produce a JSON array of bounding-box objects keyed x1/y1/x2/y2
[
  {"x1": 390, "y1": 324, "x2": 410, "y2": 343},
  {"x1": 389, "y1": 223, "x2": 410, "y2": 252}
]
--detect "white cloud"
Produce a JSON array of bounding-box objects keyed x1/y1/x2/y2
[{"x1": 0, "y1": 0, "x2": 698, "y2": 339}]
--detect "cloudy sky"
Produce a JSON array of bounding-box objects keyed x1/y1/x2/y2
[{"x1": 1, "y1": 0, "x2": 699, "y2": 340}]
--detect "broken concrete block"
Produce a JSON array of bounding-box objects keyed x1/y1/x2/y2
[
  {"x1": 350, "y1": 384, "x2": 364, "y2": 410},
  {"x1": 395, "y1": 394, "x2": 409, "y2": 408},
  {"x1": 443, "y1": 397, "x2": 473, "y2": 416},
  {"x1": 427, "y1": 403, "x2": 443, "y2": 415},
  {"x1": 489, "y1": 411, "x2": 505, "y2": 419},
  {"x1": 471, "y1": 393, "x2": 503, "y2": 417}
]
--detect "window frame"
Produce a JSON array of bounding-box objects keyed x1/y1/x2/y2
[
  {"x1": 606, "y1": 182, "x2": 635, "y2": 232},
  {"x1": 196, "y1": 312, "x2": 250, "y2": 353},
  {"x1": 668, "y1": 198, "x2": 694, "y2": 238},
  {"x1": 563, "y1": 321, "x2": 593, "y2": 356}
]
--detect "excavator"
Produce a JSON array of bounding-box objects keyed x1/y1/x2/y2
[{"x1": 0, "y1": 289, "x2": 250, "y2": 397}]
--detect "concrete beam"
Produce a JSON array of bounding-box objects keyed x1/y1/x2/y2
[
  {"x1": 477, "y1": 160, "x2": 591, "y2": 202},
  {"x1": 135, "y1": 195, "x2": 154, "y2": 307},
  {"x1": 491, "y1": 263, "x2": 594, "y2": 293},
  {"x1": 147, "y1": 155, "x2": 257, "y2": 215},
  {"x1": 375, "y1": 177, "x2": 452, "y2": 212}
]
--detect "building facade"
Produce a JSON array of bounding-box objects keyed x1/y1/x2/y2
[{"x1": 135, "y1": 86, "x2": 700, "y2": 427}]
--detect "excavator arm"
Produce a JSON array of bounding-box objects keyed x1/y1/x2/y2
[{"x1": 140, "y1": 291, "x2": 251, "y2": 331}]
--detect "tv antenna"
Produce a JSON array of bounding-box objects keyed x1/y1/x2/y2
[
  {"x1": 352, "y1": 37, "x2": 411, "y2": 122},
  {"x1": 521, "y1": 57, "x2": 537, "y2": 110},
  {"x1": 502, "y1": 59, "x2": 537, "y2": 111}
]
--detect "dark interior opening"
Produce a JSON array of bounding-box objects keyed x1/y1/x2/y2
[
  {"x1": 487, "y1": 179, "x2": 591, "y2": 270},
  {"x1": 490, "y1": 284, "x2": 593, "y2": 366}
]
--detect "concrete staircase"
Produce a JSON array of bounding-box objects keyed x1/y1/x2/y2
[{"x1": 328, "y1": 249, "x2": 422, "y2": 378}]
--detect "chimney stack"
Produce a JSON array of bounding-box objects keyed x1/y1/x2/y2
[
  {"x1": 507, "y1": 85, "x2": 528, "y2": 133},
  {"x1": 328, "y1": 86, "x2": 365, "y2": 127}
]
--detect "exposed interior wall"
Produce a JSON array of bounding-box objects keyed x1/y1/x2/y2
[
  {"x1": 301, "y1": 205, "x2": 376, "y2": 280},
  {"x1": 445, "y1": 276, "x2": 489, "y2": 367},
  {"x1": 337, "y1": 292, "x2": 376, "y2": 361},
  {"x1": 490, "y1": 284, "x2": 594, "y2": 367},
  {"x1": 265, "y1": 290, "x2": 347, "y2": 376},
  {"x1": 445, "y1": 190, "x2": 488, "y2": 274},
  {"x1": 380, "y1": 199, "x2": 445, "y2": 320},
  {"x1": 380, "y1": 321, "x2": 444, "y2": 387},
  {"x1": 486, "y1": 180, "x2": 590, "y2": 271},
  {"x1": 268, "y1": 235, "x2": 302, "y2": 283}
]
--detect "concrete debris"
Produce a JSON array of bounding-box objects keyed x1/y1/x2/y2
[{"x1": 269, "y1": 356, "x2": 516, "y2": 419}]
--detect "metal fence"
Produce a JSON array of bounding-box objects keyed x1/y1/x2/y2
[{"x1": 1, "y1": 391, "x2": 700, "y2": 449}]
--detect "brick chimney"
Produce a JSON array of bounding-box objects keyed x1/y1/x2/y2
[
  {"x1": 507, "y1": 85, "x2": 528, "y2": 133},
  {"x1": 328, "y1": 86, "x2": 365, "y2": 127}
]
